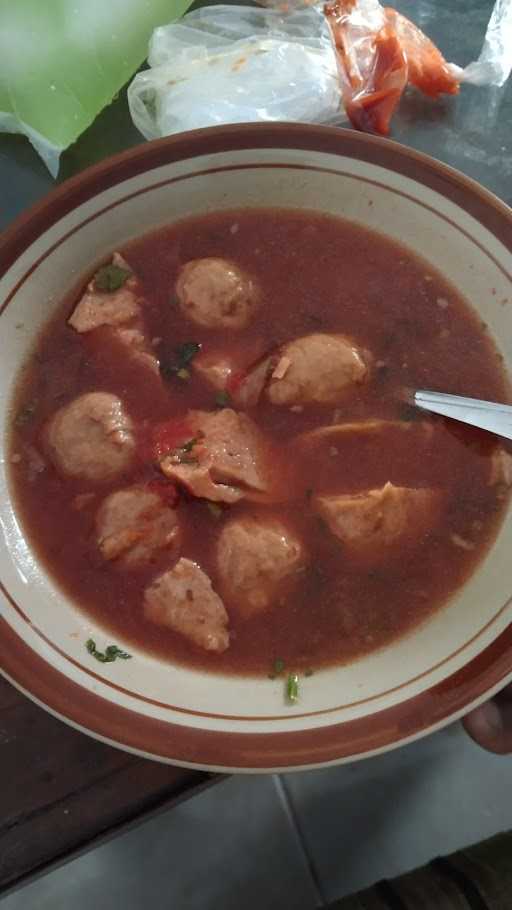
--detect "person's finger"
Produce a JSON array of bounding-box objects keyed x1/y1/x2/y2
[{"x1": 463, "y1": 699, "x2": 512, "y2": 754}]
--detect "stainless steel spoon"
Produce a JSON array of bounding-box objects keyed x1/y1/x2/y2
[{"x1": 415, "y1": 390, "x2": 512, "y2": 441}]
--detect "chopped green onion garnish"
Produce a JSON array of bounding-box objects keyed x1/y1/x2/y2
[
  {"x1": 181, "y1": 437, "x2": 200, "y2": 454},
  {"x1": 177, "y1": 342, "x2": 202, "y2": 365},
  {"x1": 286, "y1": 673, "x2": 299, "y2": 703},
  {"x1": 86, "y1": 639, "x2": 131, "y2": 663},
  {"x1": 160, "y1": 342, "x2": 201, "y2": 383},
  {"x1": 94, "y1": 264, "x2": 131, "y2": 292}
]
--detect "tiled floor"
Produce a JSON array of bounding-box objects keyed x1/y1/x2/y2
[{"x1": 4, "y1": 722, "x2": 512, "y2": 910}]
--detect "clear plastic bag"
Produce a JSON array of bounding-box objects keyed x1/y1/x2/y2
[
  {"x1": 128, "y1": 5, "x2": 345, "y2": 140},
  {"x1": 452, "y1": 0, "x2": 512, "y2": 87},
  {"x1": 324, "y1": 0, "x2": 512, "y2": 135},
  {"x1": 128, "y1": 1, "x2": 512, "y2": 143}
]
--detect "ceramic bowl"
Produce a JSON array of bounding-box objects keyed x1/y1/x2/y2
[{"x1": 1, "y1": 124, "x2": 512, "y2": 772}]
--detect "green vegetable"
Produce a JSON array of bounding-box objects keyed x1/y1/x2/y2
[
  {"x1": 169, "y1": 435, "x2": 203, "y2": 466},
  {"x1": 181, "y1": 437, "x2": 201, "y2": 456},
  {"x1": 177, "y1": 342, "x2": 202, "y2": 366},
  {"x1": 215, "y1": 390, "x2": 232, "y2": 408},
  {"x1": 0, "y1": 0, "x2": 194, "y2": 175},
  {"x1": 86, "y1": 639, "x2": 131, "y2": 663},
  {"x1": 160, "y1": 342, "x2": 201, "y2": 382},
  {"x1": 94, "y1": 264, "x2": 131, "y2": 292},
  {"x1": 286, "y1": 673, "x2": 299, "y2": 703}
]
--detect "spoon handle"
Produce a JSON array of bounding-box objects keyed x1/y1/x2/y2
[{"x1": 414, "y1": 390, "x2": 512, "y2": 441}]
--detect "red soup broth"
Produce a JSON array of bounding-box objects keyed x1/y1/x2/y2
[{"x1": 8, "y1": 209, "x2": 511, "y2": 676}]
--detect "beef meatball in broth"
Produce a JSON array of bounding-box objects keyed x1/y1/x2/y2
[
  {"x1": 176, "y1": 258, "x2": 258, "y2": 330},
  {"x1": 45, "y1": 392, "x2": 135, "y2": 483},
  {"x1": 96, "y1": 486, "x2": 181, "y2": 568},
  {"x1": 266, "y1": 333, "x2": 369, "y2": 406},
  {"x1": 216, "y1": 515, "x2": 307, "y2": 618},
  {"x1": 159, "y1": 408, "x2": 274, "y2": 504},
  {"x1": 144, "y1": 558, "x2": 229, "y2": 653},
  {"x1": 314, "y1": 482, "x2": 441, "y2": 565}
]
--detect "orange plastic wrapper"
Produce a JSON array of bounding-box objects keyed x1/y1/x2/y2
[{"x1": 324, "y1": 0, "x2": 459, "y2": 135}]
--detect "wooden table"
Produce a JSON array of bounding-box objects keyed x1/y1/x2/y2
[
  {"x1": 0, "y1": 678, "x2": 216, "y2": 897},
  {"x1": 0, "y1": 86, "x2": 220, "y2": 900}
]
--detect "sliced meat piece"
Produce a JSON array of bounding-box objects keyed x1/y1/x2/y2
[
  {"x1": 176, "y1": 258, "x2": 259, "y2": 330},
  {"x1": 193, "y1": 352, "x2": 235, "y2": 391},
  {"x1": 266, "y1": 334, "x2": 369, "y2": 406},
  {"x1": 160, "y1": 409, "x2": 272, "y2": 503},
  {"x1": 45, "y1": 392, "x2": 135, "y2": 483},
  {"x1": 68, "y1": 253, "x2": 141, "y2": 333},
  {"x1": 144, "y1": 558, "x2": 229, "y2": 653},
  {"x1": 314, "y1": 482, "x2": 441, "y2": 564},
  {"x1": 191, "y1": 409, "x2": 269, "y2": 491},
  {"x1": 217, "y1": 515, "x2": 307, "y2": 618},
  {"x1": 298, "y1": 419, "x2": 433, "y2": 447},
  {"x1": 96, "y1": 486, "x2": 181, "y2": 568},
  {"x1": 70, "y1": 254, "x2": 159, "y2": 376}
]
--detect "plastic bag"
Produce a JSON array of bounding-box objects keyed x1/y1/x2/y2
[
  {"x1": 128, "y1": 5, "x2": 345, "y2": 140},
  {"x1": 129, "y1": 0, "x2": 512, "y2": 144},
  {"x1": 0, "y1": 0, "x2": 193, "y2": 177},
  {"x1": 324, "y1": 0, "x2": 512, "y2": 135},
  {"x1": 452, "y1": 0, "x2": 512, "y2": 87}
]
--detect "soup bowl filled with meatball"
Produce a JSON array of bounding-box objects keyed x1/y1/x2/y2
[{"x1": 1, "y1": 125, "x2": 512, "y2": 771}]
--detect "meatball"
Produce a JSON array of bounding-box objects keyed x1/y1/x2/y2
[
  {"x1": 266, "y1": 333, "x2": 369, "y2": 406},
  {"x1": 68, "y1": 253, "x2": 141, "y2": 333},
  {"x1": 176, "y1": 258, "x2": 258, "y2": 330},
  {"x1": 160, "y1": 409, "x2": 272, "y2": 504},
  {"x1": 96, "y1": 486, "x2": 181, "y2": 568},
  {"x1": 144, "y1": 558, "x2": 229, "y2": 653},
  {"x1": 45, "y1": 392, "x2": 135, "y2": 483},
  {"x1": 216, "y1": 515, "x2": 307, "y2": 618},
  {"x1": 314, "y1": 482, "x2": 440, "y2": 564}
]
